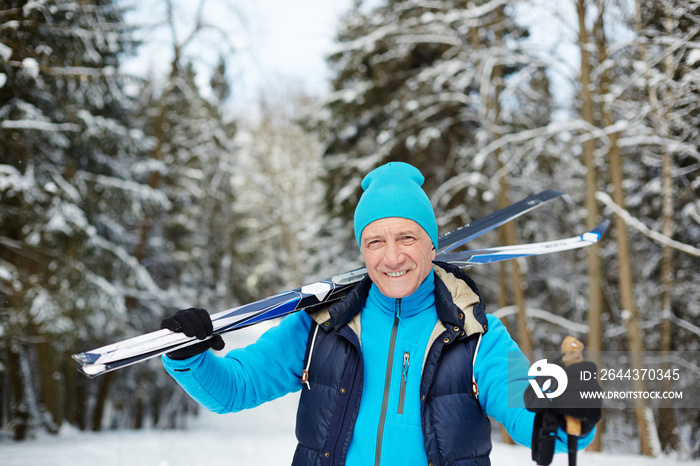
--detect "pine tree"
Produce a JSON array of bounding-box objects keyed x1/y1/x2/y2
[
  {"x1": 132, "y1": 59, "x2": 239, "y2": 307},
  {"x1": 0, "y1": 0, "x2": 164, "y2": 438}
]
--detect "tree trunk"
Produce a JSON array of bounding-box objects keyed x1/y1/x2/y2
[
  {"x1": 633, "y1": 0, "x2": 677, "y2": 452},
  {"x1": 577, "y1": 0, "x2": 605, "y2": 451},
  {"x1": 91, "y1": 372, "x2": 114, "y2": 431},
  {"x1": 496, "y1": 179, "x2": 524, "y2": 446},
  {"x1": 608, "y1": 115, "x2": 654, "y2": 458},
  {"x1": 595, "y1": 0, "x2": 653, "y2": 455},
  {"x1": 498, "y1": 183, "x2": 531, "y2": 353},
  {"x1": 658, "y1": 3, "x2": 678, "y2": 454},
  {"x1": 658, "y1": 138, "x2": 676, "y2": 453},
  {"x1": 64, "y1": 345, "x2": 87, "y2": 430},
  {"x1": 6, "y1": 345, "x2": 29, "y2": 440},
  {"x1": 36, "y1": 338, "x2": 60, "y2": 433}
]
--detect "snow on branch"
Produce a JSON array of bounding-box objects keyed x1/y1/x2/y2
[
  {"x1": 493, "y1": 305, "x2": 589, "y2": 334},
  {"x1": 671, "y1": 314, "x2": 700, "y2": 338},
  {"x1": 471, "y1": 119, "x2": 590, "y2": 170},
  {"x1": 432, "y1": 172, "x2": 491, "y2": 210},
  {"x1": 392, "y1": 33, "x2": 465, "y2": 49},
  {"x1": 330, "y1": 0, "x2": 510, "y2": 56},
  {"x1": 1, "y1": 119, "x2": 81, "y2": 132},
  {"x1": 75, "y1": 171, "x2": 171, "y2": 210},
  {"x1": 0, "y1": 164, "x2": 35, "y2": 192},
  {"x1": 67, "y1": 259, "x2": 128, "y2": 318},
  {"x1": 595, "y1": 191, "x2": 700, "y2": 257},
  {"x1": 7, "y1": 59, "x2": 117, "y2": 78},
  {"x1": 610, "y1": 25, "x2": 700, "y2": 102},
  {"x1": 616, "y1": 134, "x2": 700, "y2": 160},
  {"x1": 39, "y1": 65, "x2": 117, "y2": 77},
  {"x1": 87, "y1": 234, "x2": 164, "y2": 296},
  {"x1": 685, "y1": 201, "x2": 700, "y2": 225}
]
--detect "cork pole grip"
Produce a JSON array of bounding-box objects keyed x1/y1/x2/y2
[{"x1": 561, "y1": 336, "x2": 583, "y2": 436}]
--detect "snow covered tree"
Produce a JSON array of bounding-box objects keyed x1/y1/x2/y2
[
  {"x1": 234, "y1": 90, "x2": 331, "y2": 301},
  {"x1": 127, "y1": 0, "x2": 243, "y2": 314},
  {"x1": 0, "y1": 0, "x2": 244, "y2": 438},
  {"x1": 627, "y1": 0, "x2": 700, "y2": 454},
  {"x1": 122, "y1": 1, "x2": 243, "y2": 429},
  {"x1": 551, "y1": 0, "x2": 700, "y2": 455},
  {"x1": 131, "y1": 58, "x2": 240, "y2": 311},
  {"x1": 321, "y1": 0, "x2": 556, "y2": 262},
  {"x1": 0, "y1": 0, "x2": 164, "y2": 438},
  {"x1": 320, "y1": 0, "x2": 700, "y2": 456}
]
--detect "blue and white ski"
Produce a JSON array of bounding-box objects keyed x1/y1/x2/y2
[
  {"x1": 73, "y1": 190, "x2": 596, "y2": 378},
  {"x1": 437, "y1": 219, "x2": 610, "y2": 266}
]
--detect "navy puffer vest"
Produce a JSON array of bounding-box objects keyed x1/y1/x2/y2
[{"x1": 292, "y1": 262, "x2": 491, "y2": 466}]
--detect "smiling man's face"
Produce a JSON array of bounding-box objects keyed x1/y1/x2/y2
[{"x1": 360, "y1": 217, "x2": 436, "y2": 299}]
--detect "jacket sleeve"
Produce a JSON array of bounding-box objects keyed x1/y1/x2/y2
[
  {"x1": 474, "y1": 314, "x2": 595, "y2": 452},
  {"x1": 162, "y1": 310, "x2": 313, "y2": 414}
]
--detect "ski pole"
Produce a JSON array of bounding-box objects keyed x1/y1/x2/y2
[{"x1": 561, "y1": 336, "x2": 584, "y2": 466}]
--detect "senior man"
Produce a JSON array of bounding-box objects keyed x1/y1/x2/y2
[{"x1": 161, "y1": 161, "x2": 600, "y2": 466}]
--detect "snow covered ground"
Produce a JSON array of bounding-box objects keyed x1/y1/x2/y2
[
  {"x1": 1, "y1": 329, "x2": 696, "y2": 465},
  {"x1": 1, "y1": 389, "x2": 697, "y2": 466}
]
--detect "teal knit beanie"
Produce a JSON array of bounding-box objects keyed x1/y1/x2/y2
[{"x1": 354, "y1": 162, "x2": 438, "y2": 249}]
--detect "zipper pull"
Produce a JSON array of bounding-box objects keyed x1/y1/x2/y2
[
  {"x1": 402, "y1": 352, "x2": 410, "y2": 382},
  {"x1": 398, "y1": 352, "x2": 410, "y2": 415}
]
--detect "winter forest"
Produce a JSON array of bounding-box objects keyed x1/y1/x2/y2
[{"x1": 0, "y1": 0, "x2": 699, "y2": 461}]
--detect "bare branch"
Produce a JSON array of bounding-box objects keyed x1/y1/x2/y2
[
  {"x1": 493, "y1": 305, "x2": 590, "y2": 334},
  {"x1": 596, "y1": 191, "x2": 700, "y2": 257}
]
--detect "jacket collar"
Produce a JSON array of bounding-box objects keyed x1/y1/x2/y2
[
  {"x1": 431, "y1": 261, "x2": 489, "y2": 339},
  {"x1": 366, "y1": 270, "x2": 435, "y2": 319},
  {"x1": 315, "y1": 261, "x2": 488, "y2": 338}
]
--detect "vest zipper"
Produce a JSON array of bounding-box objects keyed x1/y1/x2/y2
[
  {"x1": 329, "y1": 329, "x2": 363, "y2": 465},
  {"x1": 397, "y1": 351, "x2": 409, "y2": 415},
  {"x1": 374, "y1": 298, "x2": 401, "y2": 466}
]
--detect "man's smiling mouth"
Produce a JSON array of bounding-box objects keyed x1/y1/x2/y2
[{"x1": 386, "y1": 270, "x2": 408, "y2": 278}]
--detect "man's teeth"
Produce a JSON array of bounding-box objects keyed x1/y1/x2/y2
[{"x1": 386, "y1": 270, "x2": 407, "y2": 277}]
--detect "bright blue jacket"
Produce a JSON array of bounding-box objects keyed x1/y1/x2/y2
[{"x1": 163, "y1": 262, "x2": 593, "y2": 465}]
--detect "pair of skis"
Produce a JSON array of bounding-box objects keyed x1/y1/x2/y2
[{"x1": 72, "y1": 189, "x2": 609, "y2": 377}]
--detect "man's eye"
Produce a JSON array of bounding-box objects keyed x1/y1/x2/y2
[
  {"x1": 366, "y1": 240, "x2": 382, "y2": 249},
  {"x1": 400, "y1": 236, "x2": 415, "y2": 243}
]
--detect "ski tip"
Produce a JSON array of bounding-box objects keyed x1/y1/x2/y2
[
  {"x1": 436, "y1": 189, "x2": 571, "y2": 254},
  {"x1": 581, "y1": 219, "x2": 610, "y2": 243},
  {"x1": 78, "y1": 363, "x2": 107, "y2": 378},
  {"x1": 540, "y1": 188, "x2": 566, "y2": 198},
  {"x1": 591, "y1": 219, "x2": 611, "y2": 238},
  {"x1": 72, "y1": 352, "x2": 99, "y2": 365},
  {"x1": 73, "y1": 352, "x2": 109, "y2": 378}
]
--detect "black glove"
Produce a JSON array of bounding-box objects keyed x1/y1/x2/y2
[
  {"x1": 525, "y1": 359, "x2": 602, "y2": 434},
  {"x1": 524, "y1": 359, "x2": 602, "y2": 465},
  {"x1": 160, "y1": 307, "x2": 225, "y2": 360}
]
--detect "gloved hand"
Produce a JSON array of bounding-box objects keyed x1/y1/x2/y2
[
  {"x1": 524, "y1": 359, "x2": 602, "y2": 434},
  {"x1": 524, "y1": 358, "x2": 602, "y2": 465},
  {"x1": 160, "y1": 307, "x2": 225, "y2": 360}
]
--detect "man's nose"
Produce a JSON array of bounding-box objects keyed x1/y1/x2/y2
[{"x1": 383, "y1": 242, "x2": 404, "y2": 266}]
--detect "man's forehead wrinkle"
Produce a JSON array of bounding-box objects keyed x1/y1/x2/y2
[{"x1": 362, "y1": 221, "x2": 424, "y2": 240}]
